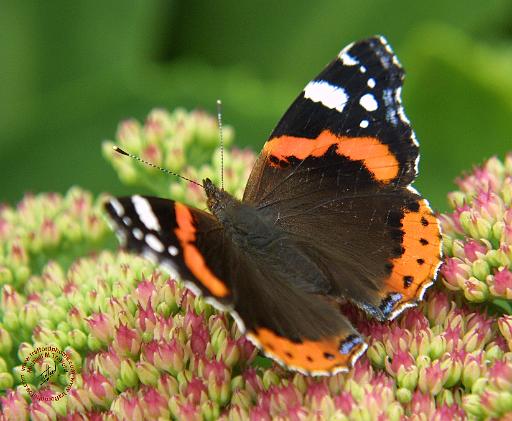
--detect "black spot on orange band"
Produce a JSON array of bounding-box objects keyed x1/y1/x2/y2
[
  {"x1": 251, "y1": 327, "x2": 366, "y2": 373},
  {"x1": 403, "y1": 275, "x2": 413, "y2": 288},
  {"x1": 381, "y1": 198, "x2": 441, "y2": 312}
]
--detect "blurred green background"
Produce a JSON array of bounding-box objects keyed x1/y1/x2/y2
[{"x1": 1, "y1": 1, "x2": 512, "y2": 210}]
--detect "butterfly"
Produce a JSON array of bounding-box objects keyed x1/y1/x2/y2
[{"x1": 105, "y1": 36, "x2": 442, "y2": 375}]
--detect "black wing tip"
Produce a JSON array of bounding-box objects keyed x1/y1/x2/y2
[{"x1": 344, "y1": 35, "x2": 404, "y2": 75}]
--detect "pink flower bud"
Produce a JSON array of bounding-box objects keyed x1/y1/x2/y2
[
  {"x1": 115, "y1": 121, "x2": 141, "y2": 155},
  {"x1": 488, "y1": 360, "x2": 512, "y2": 391},
  {"x1": 250, "y1": 405, "x2": 271, "y2": 421},
  {"x1": 409, "y1": 391, "x2": 435, "y2": 416},
  {"x1": 185, "y1": 378, "x2": 208, "y2": 404},
  {"x1": 204, "y1": 360, "x2": 231, "y2": 405},
  {"x1": 152, "y1": 314, "x2": 173, "y2": 341},
  {"x1": 490, "y1": 268, "x2": 512, "y2": 299},
  {"x1": 498, "y1": 315, "x2": 512, "y2": 350},
  {"x1": 0, "y1": 390, "x2": 29, "y2": 420},
  {"x1": 463, "y1": 316, "x2": 493, "y2": 352},
  {"x1": 462, "y1": 277, "x2": 489, "y2": 302},
  {"x1": 237, "y1": 336, "x2": 257, "y2": 365},
  {"x1": 134, "y1": 280, "x2": 157, "y2": 310},
  {"x1": 464, "y1": 239, "x2": 488, "y2": 262},
  {"x1": 243, "y1": 368, "x2": 264, "y2": 399},
  {"x1": 305, "y1": 382, "x2": 329, "y2": 408},
  {"x1": 136, "y1": 303, "x2": 157, "y2": 333},
  {"x1": 142, "y1": 144, "x2": 162, "y2": 167},
  {"x1": 400, "y1": 308, "x2": 429, "y2": 331},
  {"x1": 139, "y1": 387, "x2": 169, "y2": 419},
  {"x1": 113, "y1": 391, "x2": 144, "y2": 421},
  {"x1": 142, "y1": 340, "x2": 159, "y2": 365},
  {"x1": 156, "y1": 373, "x2": 179, "y2": 398},
  {"x1": 83, "y1": 372, "x2": 115, "y2": 407},
  {"x1": 386, "y1": 349, "x2": 415, "y2": 377},
  {"x1": 418, "y1": 361, "x2": 448, "y2": 396},
  {"x1": 474, "y1": 190, "x2": 504, "y2": 223},
  {"x1": 190, "y1": 324, "x2": 210, "y2": 357},
  {"x1": 384, "y1": 326, "x2": 411, "y2": 355},
  {"x1": 426, "y1": 291, "x2": 452, "y2": 326},
  {"x1": 40, "y1": 218, "x2": 60, "y2": 246},
  {"x1": 112, "y1": 324, "x2": 141, "y2": 357},
  {"x1": 87, "y1": 313, "x2": 114, "y2": 344},
  {"x1": 461, "y1": 353, "x2": 484, "y2": 389},
  {"x1": 171, "y1": 400, "x2": 201, "y2": 421},
  {"x1": 334, "y1": 392, "x2": 355, "y2": 413},
  {"x1": 1, "y1": 285, "x2": 24, "y2": 311},
  {"x1": 440, "y1": 258, "x2": 470, "y2": 291},
  {"x1": 30, "y1": 399, "x2": 57, "y2": 420},
  {"x1": 151, "y1": 339, "x2": 187, "y2": 376}
]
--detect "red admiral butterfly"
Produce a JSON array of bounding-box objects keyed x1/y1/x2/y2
[{"x1": 105, "y1": 36, "x2": 442, "y2": 375}]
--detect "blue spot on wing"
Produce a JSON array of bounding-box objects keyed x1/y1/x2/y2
[
  {"x1": 379, "y1": 292, "x2": 403, "y2": 317},
  {"x1": 339, "y1": 334, "x2": 364, "y2": 355}
]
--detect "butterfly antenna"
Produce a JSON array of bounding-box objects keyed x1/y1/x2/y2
[
  {"x1": 216, "y1": 99, "x2": 224, "y2": 191},
  {"x1": 112, "y1": 146, "x2": 203, "y2": 187}
]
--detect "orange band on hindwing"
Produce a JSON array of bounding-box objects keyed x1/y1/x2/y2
[
  {"x1": 384, "y1": 199, "x2": 441, "y2": 302},
  {"x1": 263, "y1": 130, "x2": 399, "y2": 183},
  {"x1": 249, "y1": 327, "x2": 366, "y2": 374},
  {"x1": 174, "y1": 203, "x2": 229, "y2": 298}
]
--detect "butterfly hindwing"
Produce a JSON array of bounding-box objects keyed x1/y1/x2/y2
[{"x1": 105, "y1": 196, "x2": 367, "y2": 374}]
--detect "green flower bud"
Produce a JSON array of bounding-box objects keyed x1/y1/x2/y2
[
  {"x1": 0, "y1": 372, "x2": 14, "y2": 389},
  {"x1": 120, "y1": 359, "x2": 139, "y2": 389},
  {"x1": 135, "y1": 361, "x2": 159, "y2": 387},
  {"x1": 396, "y1": 387, "x2": 412, "y2": 404}
]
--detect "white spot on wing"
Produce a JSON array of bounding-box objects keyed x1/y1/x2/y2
[
  {"x1": 359, "y1": 94, "x2": 378, "y2": 112},
  {"x1": 168, "y1": 245, "x2": 179, "y2": 256},
  {"x1": 338, "y1": 42, "x2": 355, "y2": 63},
  {"x1": 339, "y1": 52, "x2": 358, "y2": 66},
  {"x1": 146, "y1": 233, "x2": 164, "y2": 252},
  {"x1": 304, "y1": 81, "x2": 348, "y2": 113},
  {"x1": 132, "y1": 195, "x2": 160, "y2": 231},
  {"x1": 133, "y1": 228, "x2": 143, "y2": 240},
  {"x1": 359, "y1": 120, "x2": 369, "y2": 128},
  {"x1": 360, "y1": 66, "x2": 367, "y2": 73},
  {"x1": 122, "y1": 216, "x2": 132, "y2": 226},
  {"x1": 110, "y1": 198, "x2": 124, "y2": 217},
  {"x1": 367, "y1": 78, "x2": 376, "y2": 89}
]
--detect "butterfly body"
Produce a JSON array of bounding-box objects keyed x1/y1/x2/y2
[{"x1": 105, "y1": 36, "x2": 442, "y2": 375}]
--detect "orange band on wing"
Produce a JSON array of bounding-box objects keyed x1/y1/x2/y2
[
  {"x1": 250, "y1": 327, "x2": 366, "y2": 374},
  {"x1": 174, "y1": 203, "x2": 229, "y2": 298},
  {"x1": 385, "y1": 199, "x2": 441, "y2": 301},
  {"x1": 263, "y1": 130, "x2": 399, "y2": 183}
]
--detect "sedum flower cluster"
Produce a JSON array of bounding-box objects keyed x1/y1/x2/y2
[
  {"x1": 102, "y1": 107, "x2": 255, "y2": 205},
  {"x1": 0, "y1": 108, "x2": 511, "y2": 419},
  {"x1": 440, "y1": 155, "x2": 512, "y2": 311}
]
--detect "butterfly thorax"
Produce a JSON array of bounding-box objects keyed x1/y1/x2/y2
[
  {"x1": 203, "y1": 178, "x2": 330, "y2": 293},
  {"x1": 204, "y1": 178, "x2": 277, "y2": 249}
]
